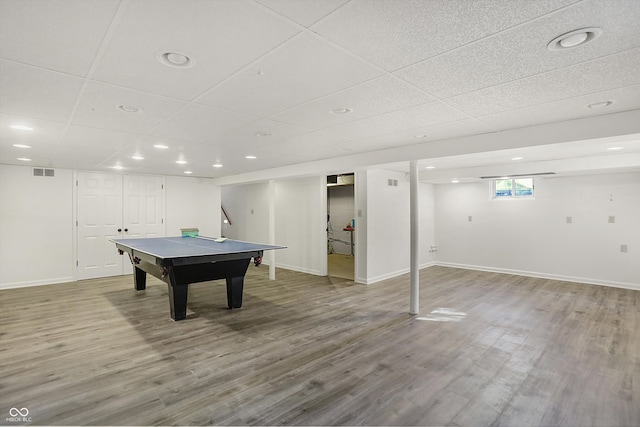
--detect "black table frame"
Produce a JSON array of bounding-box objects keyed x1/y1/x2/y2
[{"x1": 115, "y1": 244, "x2": 263, "y2": 321}]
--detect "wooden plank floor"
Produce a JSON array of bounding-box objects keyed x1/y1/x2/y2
[{"x1": 1, "y1": 266, "x2": 639, "y2": 426}]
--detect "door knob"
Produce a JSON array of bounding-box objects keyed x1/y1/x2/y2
[
  {"x1": 124, "y1": 228, "x2": 128, "y2": 232},
  {"x1": 117, "y1": 228, "x2": 122, "y2": 232}
]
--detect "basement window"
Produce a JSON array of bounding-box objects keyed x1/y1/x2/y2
[{"x1": 493, "y1": 178, "x2": 534, "y2": 198}]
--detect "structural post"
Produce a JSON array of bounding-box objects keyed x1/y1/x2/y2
[
  {"x1": 268, "y1": 179, "x2": 276, "y2": 280},
  {"x1": 409, "y1": 160, "x2": 420, "y2": 315}
]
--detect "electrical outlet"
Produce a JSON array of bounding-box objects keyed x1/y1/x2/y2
[
  {"x1": 620, "y1": 244, "x2": 628, "y2": 253},
  {"x1": 608, "y1": 215, "x2": 615, "y2": 223},
  {"x1": 566, "y1": 216, "x2": 572, "y2": 224},
  {"x1": 468, "y1": 216, "x2": 473, "y2": 222}
]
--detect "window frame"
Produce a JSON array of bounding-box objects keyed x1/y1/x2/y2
[{"x1": 491, "y1": 177, "x2": 534, "y2": 199}]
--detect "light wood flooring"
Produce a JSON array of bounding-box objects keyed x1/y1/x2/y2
[
  {"x1": 327, "y1": 253, "x2": 354, "y2": 280},
  {"x1": 1, "y1": 266, "x2": 639, "y2": 426}
]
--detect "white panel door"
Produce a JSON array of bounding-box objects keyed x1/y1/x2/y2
[
  {"x1": 123, "y1": 175, "x2": 164, "y2": 239},
  {"x1": 77, "y1": 173, "x2": 165, "y2": 279},
  {"x1": 77, "y1": 172, "x2": 124, "y2": 279}
]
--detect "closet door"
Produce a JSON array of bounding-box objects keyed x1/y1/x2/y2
[
  {"x1": 76, "y1": 173, "x2": 165, "y2": 279},
  {"x1": 76, "y1": 172, "x2": 124, "y2": 279},
  {"x1": 123, "y1": 175, "x2": 164, "y2": 239}
]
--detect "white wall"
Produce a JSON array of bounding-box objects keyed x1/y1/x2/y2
[
  {"x1": 0, "y1": 164, "x2": 74, "y2": 288},
  {"x1": 275, "y1": 177, "x2": 326, "y2": 275},
  {"x1": 0, "y1": 165, "x2": 221, "y2": 289},
  {"x1": 221, "y1": 177, "x2": 326, "y2": 275},
  {"x1": 221, "y1": 182, "x2": 269, "y2": 243},
  {"x1": 328, "y1": 185, "x2": 354, "y2": 255},
  {"x1": 435, "y1": 172, "x2": 640, "y2": 289},
  {"x1": 165, "y1": 176, "x2": 221, "y2": 237},
  {"x1": 354, "y1": 170, "x2": 368, "y2": 283},
  {"x1": 361, "y1": 169, "x2": 436, "y2": 284}
]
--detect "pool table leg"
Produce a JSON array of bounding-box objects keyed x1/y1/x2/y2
[
  {"x1": 226, "y1": 276, "x2": 244, "y2": 309},
  {"x1": 134, "y1": 266, "x2": 146, "y2": 290},
  {"x1": 168, "y1": 283, "x2": 189, "y2": 321}
]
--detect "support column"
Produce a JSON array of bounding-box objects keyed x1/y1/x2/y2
[
  {"x1": 409, "y1": 160, "x2": 420, "y2": 315},
  {"x1": 268, "y1": 179, "x2": 276, "y2": 280}
]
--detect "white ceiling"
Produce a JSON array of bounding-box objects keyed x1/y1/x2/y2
[{"x1": 1, "y1": 0, "x2": 640, "y2": 184}]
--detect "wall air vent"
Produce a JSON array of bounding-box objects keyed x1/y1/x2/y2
[
  {"x1": 480, "y1": 172, "x2": 556, "y2": 179},
  {"x1": 33, "y1": 168, "x2": 55, "y2": 177}
]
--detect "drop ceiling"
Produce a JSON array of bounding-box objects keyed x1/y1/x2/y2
[{"x1": 1, "y1": 0, "x2": 639, "y2": 184}]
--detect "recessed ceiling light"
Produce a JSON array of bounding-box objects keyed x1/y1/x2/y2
[
  {"x1": 451, "y1": 179, "x2": 460, "y2": 183},
  {"x1": 176, "y1": 160, "x2": 187, "y2": 164},
  {"x1": 511, "y1": 157, "x2": 524, "y2": 161},
  {"x1": 255, "y1": 131, "x2": 272, "y2": 137},
  {"x1": 17, "y1": 157, "x2": 31, "y2": 162},
  {"x1": 10, "y1": 124, "x2": 33, "y2": 131},
  {"x1": 184, "y1": 171, "x2": 193, "y2": 174},
  {"x1": 157, "y1": 51, "x2": 194, "y2": 68},
  {"x1": 587, "y1": 101, "x2": 613, "y2": 109},
  {"x1": 547, "y1": 27, "x2": 602, "y2": 51},
  {"x1": 425, "y1": 165, "x2": 435, "y2": 169},
  {"x1": 212, "y1": 164, "x2": 223, "y2": 168},
  {"x1": 331, "y1": 108, "x2": 353, "y2": 115},
  {"x1": 153, "y1": 144, "x2": 169, "y2": 149},
  {"x1": 13, "y1": 144, "x2": 31, "y2": 148},
  {"x1": 245, "y1": 155, "x2": 257, "y2": 159},
  {"x1": 116, "y1": 104, "x2": 143, "y2": 113},
  {"x1": 131, "y1": 155, "x2": 144, "y2": 160},
  {"x1": 112, "y1": 165, "x2": 124, "y2": 170},
  {"x1": 607, "y1": 146, "x2": 624, "y2": 151}
]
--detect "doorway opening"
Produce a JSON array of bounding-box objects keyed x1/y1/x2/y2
[{"x1": 327, "y1": 173, "x2": 355, "y2": 280}]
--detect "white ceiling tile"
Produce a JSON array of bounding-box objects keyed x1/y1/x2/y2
[
  {"x1": 271, "y1": 76, "x2": 435, "y2": 130},
  {"x1": 0, "y1": 0, "x2": 120, "y2": 76},
  {"x1": 255, "y1": 0, "x2": 350, "y2": 27},
  {"x1": 54, "y1": 126, "x2": 144, "y2": 169},
  {"x1": 92, "y1": 0, "x2": 300, "y2": 100},
  {"x1": 59, "y1": 125, "x2": 134, "y2": 148},
  {"x1": 72, "y1": 82, "x2": 187, "y2": 133},
  {"x1": 149, "y1": 104, "x2": 257, "y2": 144},
  {"x1": 311, "y1": 0, "x2": 580, "y2": 71},
  {"x1": 447, "y1": 49, "x2": 640, "y2": 117},
  {"x1": 0, "y1": 61, "x2": 84, "y2": 122},
  {"x1": 196, "y1": 33, "x2": 384, "y2": 117},
  {"x1": 216, "y1": 119, "x2": 310, "y2": 148},
  {"x1": 396, "y1": 0, "x2": 640, "y2": 98},
  {"x1": 477, "y1": 85, "x2": 640, "y2": 131},
  {"x1": 257, "y1": 131, "x2": 351, "y2": 156},
  {"x1": 349, "y1": 119, "x2": 495, "y2": 151},
  {"x1": 324, "y1": 101, "x2": 469, "y2": 139},
  {"x1": 0, "y1": 114, "x2": 67, "y2": 146}
]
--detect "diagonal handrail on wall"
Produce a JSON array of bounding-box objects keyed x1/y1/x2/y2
[{"x1": 221, "y1": 205, "x2": 232, "y2": 225}]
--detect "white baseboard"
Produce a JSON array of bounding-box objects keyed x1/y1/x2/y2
[
  {"x1": 275, "y1": 263, "x2": 323, "y2": 276},
  {"x1": 362, "y1": 261, "x2": 436, "y2": 285},
  {"x1": 0, "y1": 276, "x2": 75, "y2": 291},
  {"x1": 435, "y1": 262, "x2": 640, "y2": 292}
]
